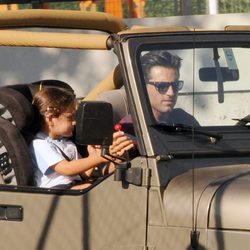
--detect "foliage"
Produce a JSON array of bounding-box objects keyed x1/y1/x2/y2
[
  {"x1": 49, "y1": 1, "x2": 79, "y2": 10},
  {"x1": 219, "y1": 0, "x2": 250, "y2": 14},
  {"x1": 18, "y1": 0, "x2": 250, "y2": 16},
  {"x1": 144, "y1": 1, "x2": 175, "y2": 17}
]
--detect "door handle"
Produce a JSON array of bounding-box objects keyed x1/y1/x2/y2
[{"x1": 0, "y1": 205, "x2": 23, "y2": 221}]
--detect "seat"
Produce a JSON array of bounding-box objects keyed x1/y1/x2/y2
[{"x1": 96, "y1": 88, "x2": 129, "y2": 125}]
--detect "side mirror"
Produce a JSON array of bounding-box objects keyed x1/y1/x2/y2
[
  {"x1": 75, "y1": 101, "x2": 113, "y2": 147},
  {"x1": 199, "y1": 67, "x2": 239, "y2": 82}
]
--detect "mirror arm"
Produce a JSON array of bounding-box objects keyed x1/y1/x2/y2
[{"x1": 101, "y1": 146, "x2": 126, "y2": 163}]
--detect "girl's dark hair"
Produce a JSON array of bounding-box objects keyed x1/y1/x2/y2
[{"x1": 33, "y1": 87, "x2": 76, "y2": 117}]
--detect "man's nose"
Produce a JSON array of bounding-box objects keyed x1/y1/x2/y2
[
  {"x1": 72, "y1": 120, "x2": 76, "y2": 126},
  {"x1": 166, "y1": 85, "x2": 175, "y2": 96}
]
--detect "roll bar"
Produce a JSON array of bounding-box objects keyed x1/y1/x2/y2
[{"x1": 0, "y1": 9, "x2": 128, "y2": 33}]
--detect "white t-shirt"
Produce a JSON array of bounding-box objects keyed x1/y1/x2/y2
[{"x1": 29, "y1": 132, "x2": 82, "y2": 188}]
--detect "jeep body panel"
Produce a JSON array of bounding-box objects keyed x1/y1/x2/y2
[
  {"x1": 164, "y1": 163, "x2": 250, "y2": 229},
  {"x1": 0, "y1": 178, "x2": 148, "y2": 250}
]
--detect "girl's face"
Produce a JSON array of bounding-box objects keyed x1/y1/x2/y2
[{"x1": 47, "y1": 104, "x2": 76, "y2": 139}]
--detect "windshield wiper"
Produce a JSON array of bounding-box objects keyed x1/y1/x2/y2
[
  {"x1": 152, "y1": 123, "x2": 223, "y2": 142},
  {"x1": 232, "y1": 115, "x2": 250, "y2": 126}
]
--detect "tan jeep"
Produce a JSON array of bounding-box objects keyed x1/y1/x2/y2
[{"x1": 0, "y1": 9, "x2": 250, "y2": 250}]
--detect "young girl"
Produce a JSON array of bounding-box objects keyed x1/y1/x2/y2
[{"x1": 29, "y1": 87, "x2": 134, "y2": 190}]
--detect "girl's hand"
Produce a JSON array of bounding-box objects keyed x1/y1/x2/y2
[
  {"x1": 87, "y1": 145, "x2": 106, "y2": 161},
  {"x1": 87, "y1": 145, "x2": 99, "y2": 155}
]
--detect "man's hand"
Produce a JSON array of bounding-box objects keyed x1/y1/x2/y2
[{"x1": 109, "y1": 131, "x2": 134, "y2": 162}]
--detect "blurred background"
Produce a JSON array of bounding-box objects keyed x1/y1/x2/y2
[
  {"x1": 0, "y1": 0, "x2": 249, "y2": 97},
  {"x1": 1, "y1": 0, "x2": 249, "y2": 16}
]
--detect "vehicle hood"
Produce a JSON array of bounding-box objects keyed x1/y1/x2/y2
[{"x1": 163, "y1": 164, "x2": 250, "y2": 230}]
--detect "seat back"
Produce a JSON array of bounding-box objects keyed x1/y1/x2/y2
[{"x1": 96, "y1": 88, "x2": 129, "y2": 124}]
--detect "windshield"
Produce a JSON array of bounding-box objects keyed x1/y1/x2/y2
[{"x1": 138, "y1": 45, "x2": 250, "y2": 127}]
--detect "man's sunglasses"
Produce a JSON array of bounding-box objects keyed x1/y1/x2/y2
[{"x1": 147, "y1": 81, "x2": 184, "y2": 94}]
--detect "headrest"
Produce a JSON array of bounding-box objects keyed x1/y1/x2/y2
[
  {"x1": 29, "y1": 79, "x2": 74, "y2": 96},
  {"x1": 0, "y1": 87, "x2": 33, "y2": 132},
  {"x1": 96, "y1": 88, "x2": 129, "y2": 124},
  {"x1": 6, "y1": 79, "x2": 74, "y2": 102}
]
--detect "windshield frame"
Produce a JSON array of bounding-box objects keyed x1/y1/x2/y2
[{"x1": 122, "y1": 31, "x2": 250, "y2": 156}]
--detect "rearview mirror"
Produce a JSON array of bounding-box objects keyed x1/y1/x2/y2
[
  {"x1": 75, "y1": 101, "x2": 113, "y2": 146},
  {"x1": 199, "y1": 67, "x2": 239, "y2": 82}
]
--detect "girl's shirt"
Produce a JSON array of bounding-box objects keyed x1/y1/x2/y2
[{"x1": 29, "y1": 131, "x2": 81, "y2": 188}]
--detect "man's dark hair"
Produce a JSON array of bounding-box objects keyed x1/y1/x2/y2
[{"x1": 140, "y1": 50, "x2": 182, "y2": 82}]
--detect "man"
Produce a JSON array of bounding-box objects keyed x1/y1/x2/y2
[
  {"x1": 118, "y1": 50, "x2": 199, "y2": 158},
  {"x1": 120, "y1": 50, "x2": 199, "y2": 126}
]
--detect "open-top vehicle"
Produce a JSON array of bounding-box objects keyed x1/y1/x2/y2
[{"x1": 0, "y1": 8, "x2": 250, "y2": 250}]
